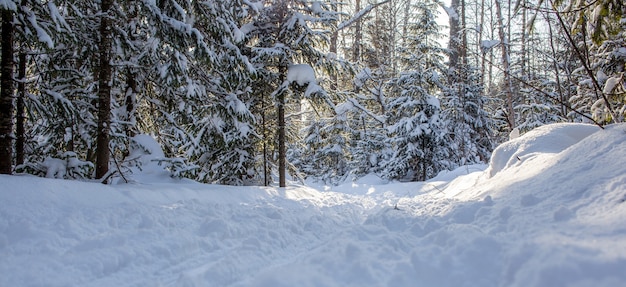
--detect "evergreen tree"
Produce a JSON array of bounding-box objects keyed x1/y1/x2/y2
[
  {"x1": 247, "y1": 0, "x2": 338, "y2": 186},
  {"x1": 383, "y1": 72, "x2": 444, "y2": 181},
  {"x1": 378, "y1": 0, "x2": 452, "y2": 181}
]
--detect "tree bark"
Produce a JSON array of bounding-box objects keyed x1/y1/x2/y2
[
  {"x1": 478, "y1": 0, "x2": 486, "y2": 90},
  {"x1": 495, "y1": 0, "x2": 515, "y2": 129},
  {"x1": 261, "y1": 93, "x2": 269, "y2": 186},
  {"x1": 96, "y1": 0, "x2": 114, "y2": 180},
  {"x1": 448, "y1": 0, "x2": 460, "y2": 76},
  {"x1": 353, "y1": 0, "x2": 361, "y2": 63},
  {"x1": 125, "y1": 69, "x2": 137, "y2": 138},
  {"x1": 0, "y1": 9, "x2": 14, "y2": 174},
  {"x1": 278, "y1": 65, "x2": 286, "y2": 187},
  {"x1": 16, "y1": 52, "x2": 26, "y2": 166},
  {"x1": 125, "y1": 2, "x2": 138, "y2": 138}
]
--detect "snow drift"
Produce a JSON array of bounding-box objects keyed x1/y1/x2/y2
[{"x1": 1, "y1": 123, "x2": 625, "y2": 287}]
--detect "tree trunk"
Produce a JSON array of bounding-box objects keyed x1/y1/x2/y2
[
  {"x1": 278, "y1": 65, "x2": 286, "y2": 187},
  {"x1": 448, "y1": 0, "x2": 460, "y2": 76},
  {"x1": 261, "y1": 94, "x2": 269, "y2": 186},
  {"x1": 0, "y1": 9, "x2": 14, "y2": 174},
  {"x1": 96, "y1": 0, "x2": 113, "y2": 180},
  {"x1": 16, "y1": 52, "x2": 26, "y2": 166},
  {"x1": 125, "y1": 69, "x2": 137, "y2": 138},
  {"x1": 125, "y1": 2, "x2": 138, "y2": 138},
  {"x1": 495, "y1": 0, "x2": 515, "y2": 129},
  {"x1": 478, "y1": 0, "x2": 486, "y2": 90},
  {"x1": 353, "y1": 0, "x2": 361, "y2": 63},
  {"x1": 520, "y1": 1, "x2": 527, "y2": 80}
]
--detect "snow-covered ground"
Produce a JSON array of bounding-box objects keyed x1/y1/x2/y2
[{"x1": 1, "y1": 123, "x2": 625, "y2": 287}]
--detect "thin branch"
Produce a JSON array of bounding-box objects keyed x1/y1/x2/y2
[
  {"x1": 476, "y1": 50, "x2": 605, "y2": 129},
  {"x1": 550, "y1": 0, "x2": 619, "y2": 123}
]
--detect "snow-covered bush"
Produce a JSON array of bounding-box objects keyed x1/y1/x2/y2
[
  {"x1": 116, "y1": 134, "x2": 198, "y2": 183},
  {"x1": 16, "y1": 151, "x2": 94, "y2": 180}
]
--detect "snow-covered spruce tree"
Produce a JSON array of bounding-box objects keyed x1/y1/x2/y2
[
  {"x1": 345, "y1": 67, "x2": 389, "y2": 178},
  {"x1": 377, "y1": 0, "x2": 451, "y2": 181},
  {"x1": 105, "y1": 0, "x2": 259, "y2": 184},
  {"x1": 383, "y1": 73, "x2": 445, "y2": 181},
  {"x1": 178, "y1": 1, "x2": 258, "y2": 185},
  {"x1": 299, "y1": 100, "x2": 352, "y2": 184},
  {"x1": 441, "y1": 0, "x2": 493, "y2": 166},
  {"x1": 442, "y1": 66, "x2": 493, "y2": 166},
  {"x1": 7, "y1": 0, "x2": 97, "y2": 178},
  {"x1": 246, "y1": 0, "x2": 338, "y2": 186}
]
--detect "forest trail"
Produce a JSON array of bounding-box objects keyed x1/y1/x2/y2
[{"x1": 2, "y1": 123, "x2": 626, "y2": 287}]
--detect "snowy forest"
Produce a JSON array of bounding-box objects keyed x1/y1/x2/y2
[{"x1": 0, "y1": 0, "x2": 624, "y2": 186}]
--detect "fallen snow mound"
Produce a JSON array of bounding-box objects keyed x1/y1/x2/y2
[{"x1": 486, "y1": 123, "x2": 599, "y2": 177}]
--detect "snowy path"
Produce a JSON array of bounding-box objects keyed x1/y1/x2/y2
[{"x1": 2, "y1": 123, "x2": 626, "y2": 287}]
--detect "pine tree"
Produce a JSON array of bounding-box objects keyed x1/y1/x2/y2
[
  {"x1": 247, "y1": 0, "x2": 338, "y2": 186},
  {"x1": 376, "y1": 0, "x2": 452, "y2": 181}
]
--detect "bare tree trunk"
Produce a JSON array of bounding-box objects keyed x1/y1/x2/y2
[
  {"x1": 495, "y1": 0, "x2": 515, "y2": 129},
  {"x1": 96, "y1": 0, "x2": 114, "y2": 180},
  {"x1": 545, "y1": 10, "x2": 567, "y2": 118},
  {"x1": 278, "y1": 65, "x2": 286, "y2": 187},
  {"x1": 520, "y1": 1, "x2": 527, "y2": 80},
  {"x1": 261, "y1": 94, "x2": 269, "y2": 186},
  {"x1": 0, "y1": 9, "x2": 14, "y2": 174},
  {"x1": 448, "y1": 0, "x2": 460, "y2": 77},
  {"x1": 16, "y1": 52, "x2": 26, "y2": 166},
  {"x1": 479, "y1": 0, "x2": 487, "y2": 90},
  {"x1": 460, "y1": 0, "x2": 467, "y2": 64},
  {"x1": 353, "y1": 0, "x2": 362, "y2": 63},
  {"x1": 125, "y1": 71, "x2": 137, "y2": 138},
  {"x1": 330, "y1": 0, "x2": 338, "y2": 90}
]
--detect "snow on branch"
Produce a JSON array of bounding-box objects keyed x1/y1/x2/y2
[
  {"x1": 337, "y1": 0, "x2": 391, "y2": 31},
  {"x1": 287, "y1": 64, "x2": 325, "y2": 98}
]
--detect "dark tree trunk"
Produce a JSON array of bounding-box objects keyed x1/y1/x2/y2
[
  {"x1": 16, "y1": 52, "x2": 26, "y2": 166},
  {"x1": 278, "y1": 65, "x2": 286, "y2": 188},
  {"x1": 96, "y1": 0, "x2": 114, "y2": 180},
  {"x1": 261, "y1": 95, "x2": 269, "y2": 186},
  {"x1": 0, "y1": 9, "x2": 14, "y2": 174},
  {"x1": 125, "y1": 70, "x2": 137, "y2": 138}
]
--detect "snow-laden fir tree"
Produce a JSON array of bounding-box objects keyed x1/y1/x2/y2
[
  {"x1": 8, "y1": 0, "x2": 98, "y2": 178},
  {"x1": 383, "y1": 74, "x2": 444, "y2": 181},
  {"x1": 377, "y1": 0, "x2": 451, "y2": 181},
  {"x1": 246, "y1": 0, "x2": 338, "y2": 186},
  {"x1": 441, "y1": 0, "x2": 493, "y2": 166}
]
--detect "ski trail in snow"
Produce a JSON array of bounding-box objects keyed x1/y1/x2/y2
[{"x1": 169, "y1": 187, "x2": 380, "y2": 286}]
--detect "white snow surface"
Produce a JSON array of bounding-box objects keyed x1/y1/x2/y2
[
  {"x1": 287, "y1": 64, "x2": 317, "y2": 86},
  {"x1": 2, "y1": 123, "x2": 626, "y2": 287}
]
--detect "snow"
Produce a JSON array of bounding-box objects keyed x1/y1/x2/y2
[
  {"x1": 27, "y1": 10, "x2": 54, "y2": 49},
  {"x1": 287, "y1": 64, "x2": 317, "y2": 86},
  {"x1": 442, "y1": 6, "x2": 459, "y2": 21},
  {"x1": 486, "y1": 123, "x2": 599, "y2": 177},
  {"x1": 480, "y1": 39, "x2": 500, "y2": 51},
  {"x1": 0, "y1": 0, "x2": 17, "y2": 11},
  {"x1": 603, "y1": 76, "x2": 622, "y2": 94},
  {"x1": 287, "y1": 64, "x2": 324, "y2": 97},
  {"x1": 2, "y1": 123, "x2": 626, "y2": 286}
]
